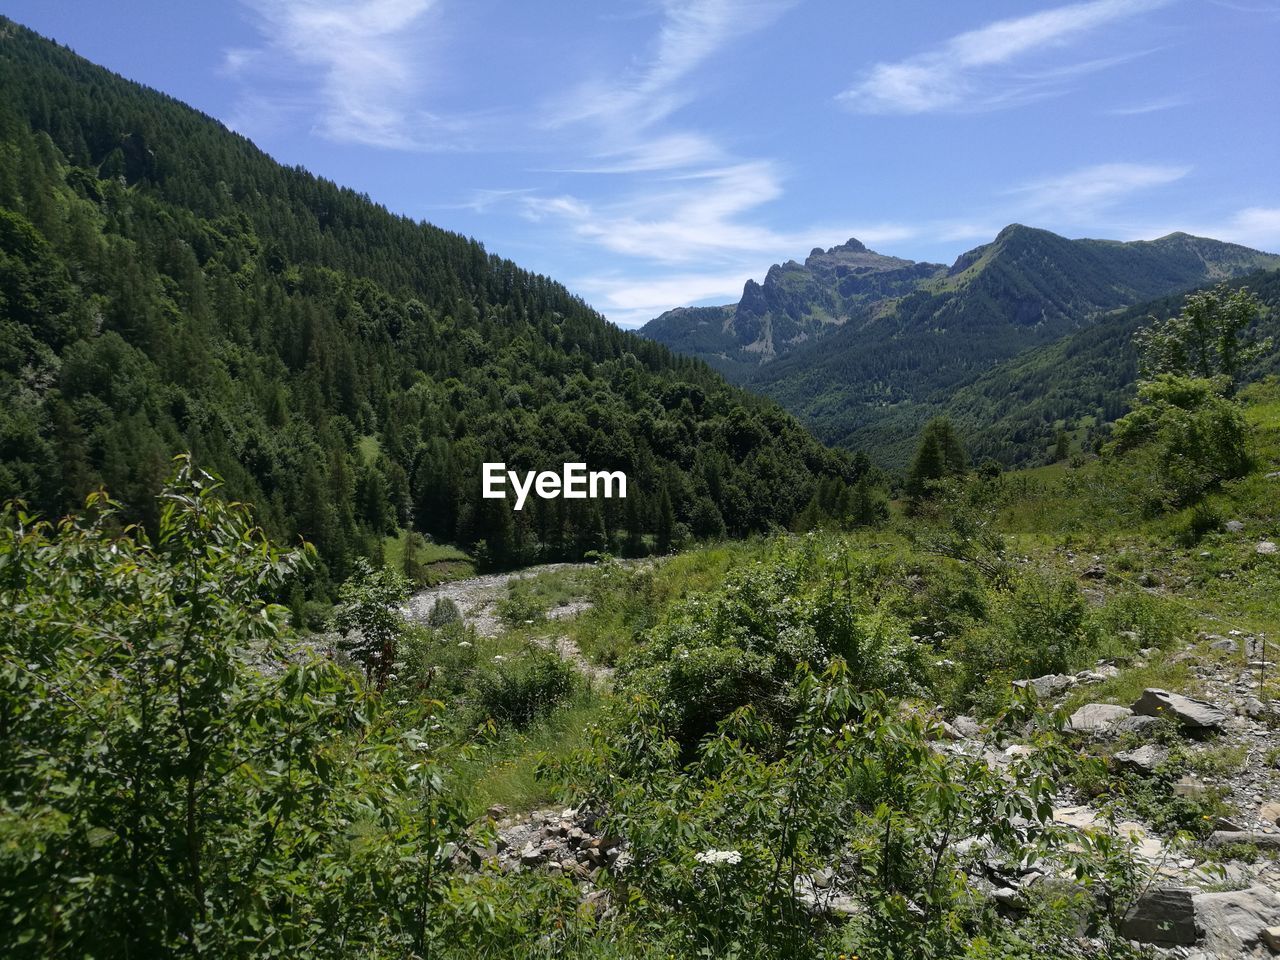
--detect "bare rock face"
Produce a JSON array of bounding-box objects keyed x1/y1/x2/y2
[
  {"x1": 1131, "y1": 688, "x2": 1227, "y2": 732},
  {"x1": 1066, "y1": 702, "x2": 1132, "y2": 734},
  {"x1": 1120, "y1": 886, "x2": 1198, "y2": 946},
  {"x1": 1192, "y1": 885, "x2": 1280, "y2": 957}
]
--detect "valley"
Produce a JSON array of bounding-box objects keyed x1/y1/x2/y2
[{"x1": 2, "y1": 10, "x2": 1280, "y2": 960}]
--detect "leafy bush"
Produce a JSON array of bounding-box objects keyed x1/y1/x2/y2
[
  {"x1": 1109, "y1": 375, "x2": 1250, "y2": 507},
  {"x1": 558, "y1": 663, "x2": 1129, "y2": 960},
  {"x1": 469, "y1": 646, "x2": 577, "y2": 728},
  {"x1": 0, "y1": 462, "x2": 472, "y2": 958},
  {"x1": 426, "y1": 595, "x2": 463, "y2": 628},
  {"x1": 951, "y1": 571, "x2": 1093, "y2": 709},
  {"x1": 620, "y1": 547, "x2": 924, "y2": 750}
]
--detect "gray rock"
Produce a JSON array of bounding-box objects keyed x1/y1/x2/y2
[
  {"x1": 1262, "y1": 926, "x2": 1280, "y2": 952},
  {"x1": 1257, "y1": 541, "x2": 1278, "y2": 555},
  {"x1": 1012, "y1": 673, "x2": 1076, "y2": 698},
  {"x1": 1131, "y1": 688, "x2": 1228, "y2": 731},
  {"x1": 951, "y1": 715, "x2": 984, "y2": 738},
  {"x1": 1210, "y1": 637, "x2": 1238, "y2": 652},
  {"x1": 1206, "y1": 831, "x2": 1280, "y2": 851},
  {"x1": 1066, "y1": 702, "x2": 1133, "y2": 733},
  {"x1": 1173, "y1": 775, "x2": 1213, "y2": 799},
  {"x1": 1114, "y1": 744, "x2": 1168, "y2": 774},
  {"x1": 1225, "y1": 520, "x2": 1246, "y2": 532},
  {"x1": 1120, "y1": 886, "x2": 1198, "y2": 946},
  {"x1": 1192, "y1": 885, "x2": 1280, "y2": 957},
  {"x1": 1113, "y1": 714, "x2": 1163, "y2": 736}
]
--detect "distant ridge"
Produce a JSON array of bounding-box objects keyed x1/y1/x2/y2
[{"x1": 640, "y1": 225, "x2": 1280, "y2": 465}]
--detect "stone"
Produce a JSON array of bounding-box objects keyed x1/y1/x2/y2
[
  {"x1": 1257, "y1": 541, "x2": 1278, "y2": 555},
  {"x1": 1012, "y1": 673, "x2": 1076, "y2": 698},
  {"x1": 1120, "y1": 886, "x2": 1198, "y2": 946},
  {"x1": 1206, "y1": 831, "x2": 1280, "y2": 851},
  {"x1": 1113, "y1": 714, "x2": 1162, "y2": 736},
  {"x1": 1131, "y1": 688, "x2": 1228, "y2": 731},
  {"x1": 1261, "y1": 926, "x2": 1280, "y2": 952},
  {"x1": 1173, "y1": 775, "x2": 1212, "y2": 800},
  {"x1": 1192, "y1": 885, "x2": 1280, "y2": 957},
  {"x1": 1210, "y1": 637, "x2": 1238, "y2": 652},
  {"x1": 486, "y1": 803, "x2": 509, "y2": 819},
  {"x1": 1225, "y1": 520, "x2": 1246, "y2": 533},
  {"x1": 951, "y1": 715, "x2": 984, "y2": 738},
  {"x1": 1066, "y1": 703, "x2": 1133, "y2": 733},
  {"x1": 1113, "y1": 744, "x2": 1168, "y2": 774},
  {"x1": 1260, "y1": 802, "x2": 1280, "y2": 826}
]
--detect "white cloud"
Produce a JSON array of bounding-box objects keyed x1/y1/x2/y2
[
  {"x1": 1126, "y1": 206, "x2": 1280, "y2": 251},
  {"x1": 839, "y1": 0, "x2": 1171, "y2": 114},
  {"x1": 1008, "y1": 162, "x2": 1191, "y2": 220},
  {"x1": 550, "y1": 0, "x2": 797, "y2": 134},
  {"x1": 231, "y1": 0, "x2": 457, "y2": 149},
  {"x1": 1105, "y1": 95, "x2": 1191, "y2": 114}
]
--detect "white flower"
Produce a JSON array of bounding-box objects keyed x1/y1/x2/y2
[{"x1": 694, "y1": 849, "x2": 742, "y2": 866}]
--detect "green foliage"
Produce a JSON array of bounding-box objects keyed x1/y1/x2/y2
[
  {"x1": 1109, "y1": 375, "x2": 1249, "y2": 507},
  {"x1": 0, "y1": 18, "x2": 854, "y2": 594},
  {"x1": 951, "y1": 571, "x2": 1093, "y2": 707},
  {"x1": 330, "y1": 558, "x2": 411, "y2": 687},
  {"x1": 469, "y1": 646, "x2": 578, "y2": 729},
  {"x1": 620, "y1": 543, "x2": 923, "y2": 749},
  {"x1": 559, "y1": 664, "x2": 1123, "y2": 959},
  {"x1": 1136, "y1": 283, "x2": 1272, "y2": 391},
  {"x1": 906, "y1": 417, "x2": 969, "y2": 506},
  {"x1": 0, "y1": 462, "x2": 473, "y2": 958},
  {"x1": 426, "y1": 595, "x2": 463, "y2": 628}
]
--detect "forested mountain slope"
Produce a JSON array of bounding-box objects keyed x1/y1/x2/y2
[
  {"x1": 863, "y1": 267, "x2": 1280, "y2": 469},
  {"x1": 0, "y1": 18, "x2": 857, "y2": 592},
  {"x1": 642, "y1": 225, "x2": 1280, "y2": 465}
]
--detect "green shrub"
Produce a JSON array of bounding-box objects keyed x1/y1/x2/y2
[
  {"x1": 620, "y1": 550, "x2": 923, "y2": 749},
  {"x1": 427, "y1": 595, "x2": 463, "y2": 628},
  {"x1": 469, "y1": 646, "x2": 577, "y2": 728}
]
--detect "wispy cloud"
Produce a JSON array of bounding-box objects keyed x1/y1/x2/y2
[
  {"x1": 1007, "y1": 161, "x2": 1191, "y2": 220},
  {"x1": 549, "y1": 0, "x2": 796, "y2": 134},
  {"x1": 838, "y1": 0, "x2": 1171, "y2": 114},
  {"x1": 1105, "y1": 94, "x2": 1192, "y2": 114},
  {"x1": 1126, "y1": 206, "x2": 1280, "y2": 251},
  {"x1": 229, "y1": 0, "x2": 480, "y2": 149}
]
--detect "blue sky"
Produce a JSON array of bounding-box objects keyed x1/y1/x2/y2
[{"x1": 5, "y1": 0, "x2": 1280, "y2": 326}]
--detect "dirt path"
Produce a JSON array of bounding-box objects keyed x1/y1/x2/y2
[{"x1": 404, "y1": 564, "x2": 613, "y2": 686}]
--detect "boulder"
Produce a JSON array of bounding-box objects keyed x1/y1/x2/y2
[
  {"x1": 1260, "y1": 801, "x2": 1280, "y2": 826},
  {"x1": 1257, "y1": 541, "x2": 1278, "y2": 555},
  {"x1": 1120, "y1": 886, "x2": 1198, "y2": 946},
  {"x1": 1066, "y1": 703, "x2": 1132, "y2": 734},
  {"x1": 1173, "y1": 775, "x2": 1212, "y2": 800},
  {"x1": 951, "y1": 715, "x2": 984, "y2": 738},
  {"x1": 1012, "y1": 673, "x2": 1076, "y2": 698},
  {"x1": 1262, "y1": 926, "x2": 1280, "y2": 952},
  {"x1": 1225, "y1": 520, "x2": 1245, "y2": 533},
  {"x1": 1113, "y1": 744, "x2": 1168, "y2": 775},
  {"x1": 1206, "y1": 831, "x2": 1280, "y2": 851},
  {"x1": 1192, "y1": 885, "x2": 1280, "y2": 957},
  {"x1": 1131, "y1": 689, "x2": 1227, "y2": 731}
]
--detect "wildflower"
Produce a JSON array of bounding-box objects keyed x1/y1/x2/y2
[{"x1": 694, "y1": 849, "x2": 742, "y2": 866}]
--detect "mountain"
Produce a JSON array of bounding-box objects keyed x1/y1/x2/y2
[
  {"x1": 641, "y1": 226, "x2": 1280, "y2": 465},
  {"x1": 863, "y1": 266, "x2": 1280, "y2": 469},
  {"x1": 0, "y1": 18, "x2": 859, "y2": 592},
  {"x1": 644, "y1": 239, "x2": 944, "y2": 379}
]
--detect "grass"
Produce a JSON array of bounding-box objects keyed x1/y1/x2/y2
[
  {"x1": 383, "y1": 528, "x2": 475, "y2": 585},
  {"x1": 1062, "y1": 657, "x2": 1199, "y2": 712},
  {"x1": 445, "y1": 690, "x2": 607, "y2": 819}
]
